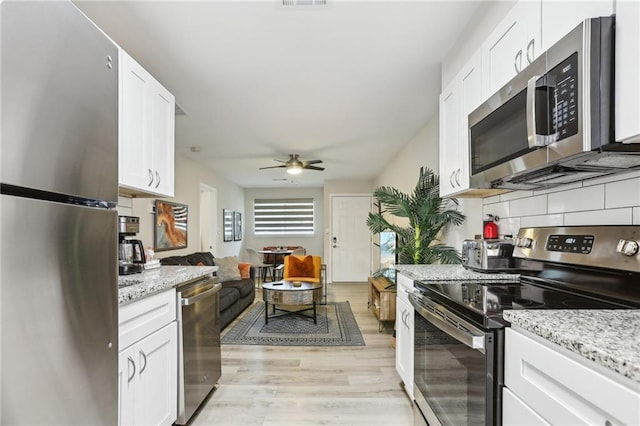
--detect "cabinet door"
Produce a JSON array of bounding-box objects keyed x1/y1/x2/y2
[
  {"x1": 505, "y1": 327, "x2": 640, "y2": 425},
  {"x1": 395, "y1": 295, "x2": 414, "y2": 399},
  {"x1": 615, "y1": 0, "x2": 640, "y2": 143},
  {"x1": 502, "y1": 387, "x2": 549, "y2": 425},
  {"x1": 136, "y1": 322, "x2": 178, "y2": 426},
  {"x1": 482, "y1": 1, "x2": 541, "y2": 98},
  {"x1": 118, "y1": 346, "x2": 137, "y2": 426},
  {"x1": 541, "y1": 1, "x2": 612, "y2": 50},
  {"x1": 119, "y1": 50, "x2": 153, "y2": 191},
  {"x1": 439, "y1": 81, "x2": 460, "y2": 197},
  {"x1": 150, "y1": 82, "x2": 175, "y2": 197},
  {"x1": 457, "y1": 52, "x2": 482, "y2": 191}
]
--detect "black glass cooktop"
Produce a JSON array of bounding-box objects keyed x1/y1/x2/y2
[{"x1": 414, "y1": 276, "x2": 639, "y2": 330}]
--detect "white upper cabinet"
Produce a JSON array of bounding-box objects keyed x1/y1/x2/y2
[
  {"x1": 439, "y1": 80, "x2": 460, "y2": 197},
  {"x1": 615, "y1": 0, "x2": 640, "y2": 143},
  {"x1": 439, "y1": 52, "x2": 483, "y2": 198},
  {"x1": 119, "y1": 50, "x2": 175, "y2": 197},
  {"x1": 482, "y1": 0, "x2": 541, "y2": 98},
  {"x1": 541, "y1": 1, "x2": 613, "y2": 50}
]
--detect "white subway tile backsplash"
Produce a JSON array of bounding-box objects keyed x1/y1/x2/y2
[
  {"x1": 520, "y1": 214, "x2": 564, "y2": 227},
  {"x1": 510, "y1": 195, "x2": 547, "y2": 217},
  {"x1": 500, "y1": 190, "x2": 533, "y2": 202},
  {"x1": 483, "y1": 195, "x2": 501, "y2": 205},
  {"x1": 583, "y1": 170, "x2": 640, "y2": 187},
  {"x1": 532, "y1": 182, "x2": 582, "y2": 195},
  {"x1": 605, "y1": 178, "x2": 640, "y2": 208},
  {"x1": 118, "y1": 196, "x2": 133, "y2": 208},
  {"x1": 483, "y1": 201, "x2": 509, "y2": 220},
  {"x1": 548, "y1": 185, "x2": 604, "y2": 213},
  {"x1": 564, "y1": 208, "x2": 632, "y2": 226},
  {"x1": 497, "y1": 217, "x2": 521, "y2": 238}
]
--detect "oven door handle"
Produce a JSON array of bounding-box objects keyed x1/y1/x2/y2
[{"x1": 410, "y1": 295, "x2": 485, "y2": 352}]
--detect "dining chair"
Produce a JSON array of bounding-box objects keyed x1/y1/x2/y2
[{"x1": 246, "y1": 248, "x2": 274, "y2": 284}]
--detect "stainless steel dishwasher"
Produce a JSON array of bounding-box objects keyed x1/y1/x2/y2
[{"x1": 175, "y1": 276, "x2": 222, "y2": 425}]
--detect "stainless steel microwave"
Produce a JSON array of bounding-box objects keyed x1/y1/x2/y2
[{"x1": 469, "y1": 16, "x2": 640, "y2": 191}]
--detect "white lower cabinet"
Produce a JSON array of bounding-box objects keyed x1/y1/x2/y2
[
  {"x1": 118, "y1": 289, "x2": 177, "y2": 426},
  {"x1": 504, "y1": 327, "x2": 640, "y2": 425},
  {"x1": 395, "y1": 273, "x2": 414, "y2": 399}
]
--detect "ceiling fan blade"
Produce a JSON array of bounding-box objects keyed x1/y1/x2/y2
[
  {"x1": 303, "y1": 165, "x2": 325, "y2": 171},
  {"x1": 259, "y1": 165, "x2": 286, "y2": 170},
  {"x1": 304, "y1": 159, "x2": 323, "y2": 165},
  {"x1": 274, "y1": 159, "x2": 287, "y2": 163}
]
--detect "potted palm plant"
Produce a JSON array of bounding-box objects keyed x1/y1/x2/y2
[{"x1": 367, "y1": 166, "x2": 465, "y2": 265}]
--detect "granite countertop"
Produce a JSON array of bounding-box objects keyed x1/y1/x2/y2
[
  {"x1": 395, "y1": 264, "x2": 519, "y2": 282},
  {"x1": 118, "y1": 265, "x2": 217, "y2": 305},
  {"x1": 504, "y1": 310, "x2": 640, "y2": 384}
]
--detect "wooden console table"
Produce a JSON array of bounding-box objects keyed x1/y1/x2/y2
[{"x1": 368, "y1": 276, "x2": 396, "y2": 332}]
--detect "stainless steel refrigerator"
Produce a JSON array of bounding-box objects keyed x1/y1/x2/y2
[{"x1": 1, "y1": 1, "x2": 119, "y2": 424}]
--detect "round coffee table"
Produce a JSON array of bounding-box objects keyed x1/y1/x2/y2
[{"x1": 262, "y1": 280, "x2": 323, "y2": 324}]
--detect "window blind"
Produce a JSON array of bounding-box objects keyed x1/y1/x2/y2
[{"x1": 254, "y1": 198, "x2": 314, "y2": 235}]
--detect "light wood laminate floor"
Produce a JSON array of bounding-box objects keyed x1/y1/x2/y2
[{"x1": 190, "y1": 282, "x2": 414, "y2": 425}]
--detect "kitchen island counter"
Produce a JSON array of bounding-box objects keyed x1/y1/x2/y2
[
  {"x1": 395, "y1": 264, "x2": 519, "y2": 282},
  {"x1": 118, "y1": 265, "x2": 217, "y2": 305},
  {"x1": 504, "y1": 309, "x2": 640, "y2": 384}
]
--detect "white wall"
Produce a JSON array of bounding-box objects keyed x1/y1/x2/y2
[
  {"x1": 243, "y1": 187, "x2": 324, "y2": 262},
  {"x1": 372, "y1": 114, "x2": 482, "y2": 258},
  {"x1": 129, "y1": 153, "x2": 245, "y2": 259}
]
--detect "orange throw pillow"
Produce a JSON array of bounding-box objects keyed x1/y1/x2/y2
[
  {"x1": 288, "y1": 255, "x2": 315, "y2": 278},
  {"x1": 238, "y1": 262, "x2": 251, "y2": 279}
]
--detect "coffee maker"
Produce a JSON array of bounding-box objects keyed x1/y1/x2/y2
[{"x1": 118, "y1": 216, "x2": 146, "y2": 275}]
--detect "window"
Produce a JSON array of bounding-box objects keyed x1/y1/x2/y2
[{"x1": 254, "y1": 198, "x2": 314, "y2": 235}]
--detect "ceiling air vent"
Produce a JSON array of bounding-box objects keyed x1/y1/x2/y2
[{"x1": 282, "y1": 0, "x2": 327, "y2": 7}]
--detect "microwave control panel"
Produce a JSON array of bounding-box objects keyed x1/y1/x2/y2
[{"x1": 550, "y1": 52, "x2": 579, "y2": 140}]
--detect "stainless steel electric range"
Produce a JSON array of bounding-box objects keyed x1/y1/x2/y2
[{"x1": 410, "y1": 226, "x2": 640, "y2": 426}]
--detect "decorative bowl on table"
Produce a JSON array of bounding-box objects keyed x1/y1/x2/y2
[{"x1": 292, "y1": 281, "x2": 302, "y2": 287}]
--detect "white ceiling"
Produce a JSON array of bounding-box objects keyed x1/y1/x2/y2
[{"x1": 75, "y1": 0, "x2": 482, "y2": 188}]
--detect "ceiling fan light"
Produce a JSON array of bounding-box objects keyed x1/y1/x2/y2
[{"x1": 287, "y1": 166, "x2": 302, "y2": 175}]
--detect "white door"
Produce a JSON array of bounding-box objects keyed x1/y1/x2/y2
[
  {"x1": 331, "y1": 195, "x2": 372, "y2": 282},
  {"x1": 199, "y1": 184, "x2": 217, "y2": 254}
]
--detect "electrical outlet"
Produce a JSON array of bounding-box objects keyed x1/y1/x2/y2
[{"x1": 148, "y1": 204, "x2": 155, "y2": 214}]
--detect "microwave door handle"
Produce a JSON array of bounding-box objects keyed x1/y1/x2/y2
[{"x1": 526, "y1": 75, "x2": 546, "y2": 148}]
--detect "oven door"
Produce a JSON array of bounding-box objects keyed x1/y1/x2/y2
[{"x1": 410, "y1": 293, "x2": 503, "y2": 426}]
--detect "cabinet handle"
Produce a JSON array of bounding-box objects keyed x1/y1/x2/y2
[
  {"x1": 127, "y1": 356, "x2": 136, "y2": 383},
  {"x1": 139, "y1": 350, "x2": 147, "y2": 374},
  {"x1": 147, "y1": 169, "x2": 154, "y2": 187},
  {"x1": 154, "y1": 171, "x2": 161, "y2": 189},
  {"x1": 514, "y1": 49, "x2": 522, "y2": 73},
  {"x1": 449, "y1": 171, "x2": 455, "y2": 188},
  {"x1": 526, "y1": 39, "x2": 535, "y2": 64},
  {"x1": 455, "y1": 168, "x2": 461, "y2": 186}
]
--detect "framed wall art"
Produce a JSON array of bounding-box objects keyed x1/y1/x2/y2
[
  {"x1": 233, "y1": 211, "x2": 242, "y2": 241},
  {"x1": 155, "y1": 200, "x2": 188, "y2": 251},
  {"x1": 223, "y1": 209, "x2": 233, "y2": 242}
]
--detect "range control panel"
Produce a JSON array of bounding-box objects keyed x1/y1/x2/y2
[
  {"x1": 546, "y1": 234, "x2": 594, "y2": 254},
  {"x1": 514, "y1": 226, "x2": 640, "y2": 273}
]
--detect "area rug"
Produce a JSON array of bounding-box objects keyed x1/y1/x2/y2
[{"x1": 221, "y1": 301, "x2": 365, "y2": 346}]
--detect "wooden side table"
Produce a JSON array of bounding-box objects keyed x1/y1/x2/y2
[{"x1": 368, "y1": 276, "x2": 396, "y2": 332}]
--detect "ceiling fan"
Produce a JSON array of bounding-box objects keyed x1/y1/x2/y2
[{"x1": 259, "y1": 154, "x2": 324, "y2": 175}]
